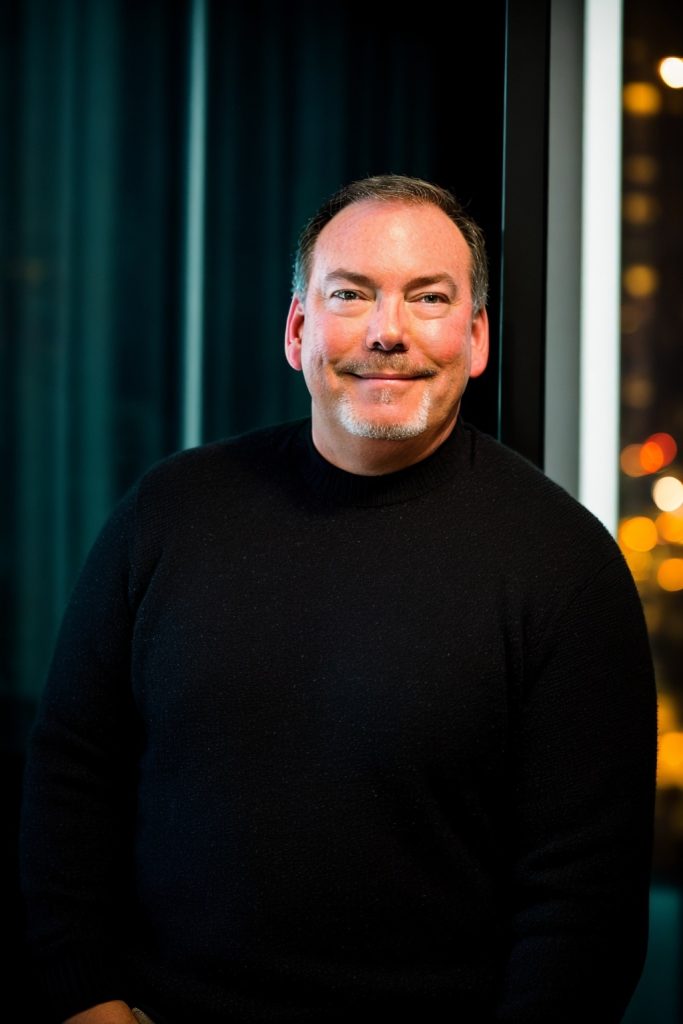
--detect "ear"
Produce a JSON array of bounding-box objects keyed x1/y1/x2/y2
[
  {"x1": 469, "y1": 307, "x2": 489, "y2": 379},
  {"x1": 285, "y1": 295, "x2": 305, "y2": 371}
]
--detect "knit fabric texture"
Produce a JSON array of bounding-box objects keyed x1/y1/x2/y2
[{"x1": 20, "y1": 418, "x2": 657, "y2": 1023}]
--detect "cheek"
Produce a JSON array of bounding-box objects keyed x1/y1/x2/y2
[
  {"x1": 433, "y1": 321, "x2": 473, "y2": 365},
  {"x1": 300, "y1": 338, "x2": 335, "y2": 396},
  {"x1": 431, "y1": 342, "x2": 470, "y2": 375},
  {"x1": 303, "y1": 319, "x2": 356, "y2": 368}
]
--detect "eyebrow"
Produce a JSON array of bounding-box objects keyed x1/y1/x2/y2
[{"x1": 322, "y1": 269, "x2": 459, "y2": 294}]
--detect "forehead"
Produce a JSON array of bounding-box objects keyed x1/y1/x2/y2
[{"x1": 310, "y1": 199, "x2": 471, "y2": 282}]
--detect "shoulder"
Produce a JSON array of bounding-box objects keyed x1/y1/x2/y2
[
  {"x1": 141, "y1": 415, "x2": 305, "y2": 479},
  {"x1": 79, "y1": 419, "x2": 308, "y2": 604},
  {"x1": 137, "y1": 418, "x2": 308, "y2": 494},
  {"x1": 463, "y1": 421, "x2": 617, "y2": 544},
  {"x1": 463, "y1": 421, "x2": 573, "y2": 500},
  {"x1": 459, "y1": 424, "x2": 651, "y2": 680},
  {"x1": 457, "y1": 421, "x2": 631, "y2": 605},
  {"x1": 111, "y1": 419, "x2": 308, "y2": 559}
]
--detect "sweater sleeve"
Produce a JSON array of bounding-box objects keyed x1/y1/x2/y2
[
  {"x1": 495, "y1": 554, "x2": 657, "y2": 1022},
  {"x1": 20, "y1": 488, "x2": 141, "y2": 1023}
]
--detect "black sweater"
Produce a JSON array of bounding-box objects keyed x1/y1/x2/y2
[{"x1": 20, "y1": 418, "x2": 657, "y2": 1023}]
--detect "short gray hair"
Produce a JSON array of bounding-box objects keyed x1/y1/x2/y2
[{"x1": 291, "y1": 174, "x2": 489, "y2": 315}]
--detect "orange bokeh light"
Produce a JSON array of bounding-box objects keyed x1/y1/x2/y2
[
  {"x1": 658, "y1": 731, "x2": 683, "y2": 787},
  {"x1": 619, "y1": 516, "x2": 659, "y2": 552},
  {"x1": 657, "y1": 512, "x2": 683, "y2": 544},
  {"x1": 621, "y1": 433, "x2": 677, "y2": 477},
  {"x1": 647, "y1": 432, "x2": 677, "y2": 465},
  {"x1": 658, "y1": 559, "x2": 683, "y2": 592},
  {"x1": 640, "y1": 441, "x2": 665, "y2": 472}
]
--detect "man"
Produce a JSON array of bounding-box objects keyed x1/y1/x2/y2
[{"x1": 21, "y1": 175, "x2": 657, "y2": 1023}]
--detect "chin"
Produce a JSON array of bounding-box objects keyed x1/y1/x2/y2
[{"x1": 337, "y1": 395, "x2": 431, "y2": 441}]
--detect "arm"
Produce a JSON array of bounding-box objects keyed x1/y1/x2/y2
[
  {"x1": 495, "y1": 555, "x2": 657, "y2": 1022},
  {"x1": 20, "y1": 491, "x2": 142, "y2": 1022}
]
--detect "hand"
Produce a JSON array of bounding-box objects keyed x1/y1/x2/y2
[{"x1": 64, "y1": 1001, "x2": 139, "y2": 1023}]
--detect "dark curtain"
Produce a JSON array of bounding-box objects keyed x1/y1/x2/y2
[{"x1": 2, "y1": 0, "x2": 505, "y2": 713}]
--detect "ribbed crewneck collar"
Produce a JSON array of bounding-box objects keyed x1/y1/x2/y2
[{"x1": 292, "y1": 418, "x2": 472, "y2": 508}]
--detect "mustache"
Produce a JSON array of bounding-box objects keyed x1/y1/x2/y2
[{"x1": 336, "y1": 357, "x2": 438, "y2": 379}]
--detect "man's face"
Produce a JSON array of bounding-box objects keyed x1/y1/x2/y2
[{"x1": 285, "y1": 199, "x2": 489, "y2": 472}]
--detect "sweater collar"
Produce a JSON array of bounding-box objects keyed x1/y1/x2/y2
[{"x1": 293, "y1": 417, "x2": 472, "y2": 507}]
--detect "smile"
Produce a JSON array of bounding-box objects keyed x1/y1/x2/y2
[
  {"x1": 353, "y1": 373, "x2": 420, "y2": 380},
  {"x1": 345, "y1": 369, "x2": 437, "y2": 382}
]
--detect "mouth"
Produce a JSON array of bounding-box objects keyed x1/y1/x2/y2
[
  {"x1": 341, "y1": 366, "x2": 437, "y2": 382},
  {"x1": 352, "y1": 372, "x2": 426, "y2": 381}
]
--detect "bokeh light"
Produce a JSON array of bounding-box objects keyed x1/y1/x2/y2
[
  {"x1": 619, "y1": 516, "x2": 659, "y2": 552},
  {"x1": 658, "y1": 731, "x2": 683, "y2": 787},
  {"x1": 624, "y1": 154, "x2": 659, "y2": 184},
  {"x1": 658, "y1": 559, "x2": 683, "y2": 592},
  {"x1": 640, "y1": 440, "x2": 665, "y2": 472},
  {"x1": 620, "y1": 435, "x2": 677, "y2": 477},
  {"x1": 659, "y1": 56, "x2": 683, "y2": 89},
  {"x1": 657, "y1": 512, "x2": 683, "y2": 544},
  {"x1": 623, "y1": 192, "x2": 661, "y2": 225},
  {"x1": 623, "y1": 263, "x2": 660, "y2": 297},
  {"x1": 621, "y1": 373, "x2": 653, "y2": 406},
  {"x1": 648, "y1": 432, "x2": 677, "y2": 464},
  {"x1": 653, "y1": 476, "x2": 683, "y2": 512},
  {"x1": 621, "y1": 443, "x2": 647, "y2": 476},
  {"x1": 623, "y1": 81, "x2": 662, "y2": 114}
]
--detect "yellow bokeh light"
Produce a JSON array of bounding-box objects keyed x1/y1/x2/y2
[
  {"x1": 659, "y1": 56, "x2": 683, "y2": 89},
  {"x1": 652, "y1": 476, "x2": 683, "y2": 512},
  {"x1": 619, "y1": 516, "x2": 658, "y2": 552},
  {"x1": 658, "y1": 731, "x2": 683, "y2": 787},
  {"x1": 658, "y1": 559, "x2": 683, "y2": 592},
  {"x1": 657, "y1": 511, "x2": 683, "y2": 544},
  {"x1": 623, "y1": 81, "x2": 662, "y2": 115},
  {"x1": 623, "y1": 192, "x2": 660, "y2": 225},
  {"x1": 623, "y1": 264, "x2": 660, "y2": 298}
]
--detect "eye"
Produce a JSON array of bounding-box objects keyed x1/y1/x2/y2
[
  {"x1": 331, "y1": 289, "x2": 363, "y2": 301},
  {"x1": 416, "y1": 293, "x2": 448, "y2": 304}
]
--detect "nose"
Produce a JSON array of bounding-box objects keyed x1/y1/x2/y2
[{"x1": 365, "y1": 296, "x2": 408, "y2": 352}]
